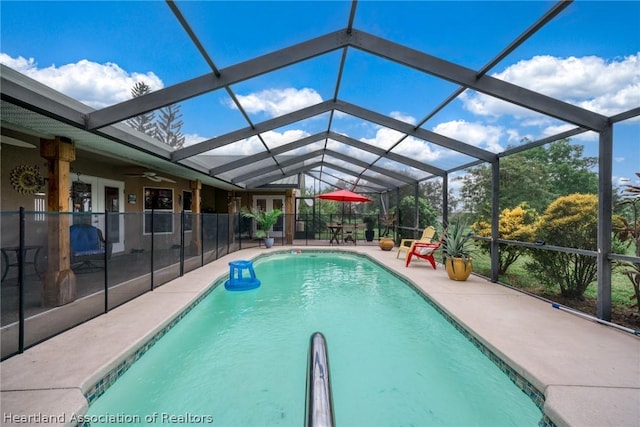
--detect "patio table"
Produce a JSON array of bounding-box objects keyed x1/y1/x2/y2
[
  {"x1": 327, "y1": 224, "x2": 342, "y2": 244},
  {"x1": 1, "y1": 245, "x2": 43, "y2": 281}
]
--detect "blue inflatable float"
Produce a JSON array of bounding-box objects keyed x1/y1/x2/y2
[{"x1": 225, "y1": 260, "x2": 260, "y2": 291}]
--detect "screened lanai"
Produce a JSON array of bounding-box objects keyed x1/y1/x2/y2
[
  {"x1": 1, "y1": 2, "x2": 639, "y2": 322},
  {"x1": 1, "y1": 2, "x2": 640, "y2": 425}
]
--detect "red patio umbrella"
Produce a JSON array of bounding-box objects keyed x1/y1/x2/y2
[
  {"x1": 316, "y1": 189, "x2": 372, "y2": 203},
  {"x1": 317, "y1": 189, "x2": 372, "y2": 225}
]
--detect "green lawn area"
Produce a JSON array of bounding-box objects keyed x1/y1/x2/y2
[{"x1": 470, "y1": 249, "x2": 637, "y2": 308}]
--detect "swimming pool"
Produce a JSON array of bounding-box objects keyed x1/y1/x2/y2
[{"x1": 86, "y1": 251, "x2": 542, "y2": 425}]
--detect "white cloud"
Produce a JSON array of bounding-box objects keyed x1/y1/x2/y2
[
  {"x1": 506, "y1": 129, "x2": 532, "y2": 144},
  {"x1": 390, "y1": 111, "x2": 417, "y2": 125},
  {"x1": 459, "y1": 90, "x2": 534, "y2": 119},
  {"x1": 540, "y1": 124, "x2": 598, "y2": 142},
  {"x1": 207, "y1": 129, "x2": 311, "y2": 156},
  {"x1": 325, "y1": 139, "x2": 378, "y2": 164},
  {"x1": 0, "y1": 53, "x2": 163, "y2": 109},
  {"x1": 360, "y1": 127, "x2": 405, "y2": 151},
  {"x1": 358, "y1": 119, "x2": 506, "y2": 164},
  {"x1": 261, "y1": 129, "x2": 310, "y2": 147},
  {"x1": 231, "y1": 88, "x2": 323, "y2": 117},
  {"x1": 432, "y1": 120, "x2": 504, "y2": 153},
  {"x1": 0, "y1": 54, "x2": 35, "y2": 71},
  {"x1": 460, "y1": 53, "x2": 640, "y2": 118},
  {"x1": 184, "y1": 133, "x2": 207, "y2": 147},
  {"x1": 359, "y1": 125, "x2": 442, "y2": 164}
]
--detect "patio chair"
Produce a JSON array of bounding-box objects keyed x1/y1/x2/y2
[
  {"x1": 343, "y1": 224, "x2": 357, "y2": 244},
  {"x1": 396, "y1": 226, "x2": 436, "y2": 259},
  {"x1": 405, "y1": 239, "x2": 443, "y2": 269},
  {"x1": 70, "y1": 224, "x2": 112, "y2": 272}
]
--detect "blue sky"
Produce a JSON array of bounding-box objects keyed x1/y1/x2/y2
[{"x1": 1, "y1": 1, "x2": 639, "y2": 188}]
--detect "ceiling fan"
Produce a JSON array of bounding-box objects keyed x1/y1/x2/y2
[
  {"x1": 125, "y1": 171, "x2": 176, "y2": 183},
  {"x1": 0, "y1": 135, "x2": 37, "y2": 148}
]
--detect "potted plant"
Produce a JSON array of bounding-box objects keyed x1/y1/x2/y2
[
  {"x1": 241, "y1": 207, "x2": 283, "y2": 248},
  {"x1": 364, "y1": 216, "x2": 375, "y2": 242},
  {"x1": 442, "y1": 217, "x2": 474, "y2": 281}
]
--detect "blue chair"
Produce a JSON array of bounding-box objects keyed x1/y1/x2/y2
[{"x1": 70, "y1": 224, "x2": 112, "y2": 272}]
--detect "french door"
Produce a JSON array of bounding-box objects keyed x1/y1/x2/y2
[
  {"x1": 253, "y1": 196, "x2": 284, "y2": 238},
  {"x1": 70, "y1": 175, "x2": 125, "y2": 253}
]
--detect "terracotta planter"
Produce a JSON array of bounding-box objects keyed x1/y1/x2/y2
[
  {"x1": 444, "y1": 257, "x2": 472, "y2": 281},
  {"x1": 379, "y1": 237, "x2": 394, "y2": 251}
]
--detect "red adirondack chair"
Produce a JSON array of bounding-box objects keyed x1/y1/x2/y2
[{"x1": 405, "y1": 238, "x2": 443, "y2": 269}]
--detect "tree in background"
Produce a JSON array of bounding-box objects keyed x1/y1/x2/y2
[
  {"x1": 125, "y1": 82, "x2": 156, "y2": 135},
  {"x1": 420, "y1": 179, "x2": 460, "y2": 214},
  {"x1": 532, "y1": 141, "x2": 598, "y2": 198},
  {"x1": 459, "y1": 150, "x2": 551, "y2": 217},
  {"x1": 525, "y1": 193, "x2": 598, "y2": 299},
  {"x1": 398, "y1": 195, "x2": 438, "y2": 234},
  {"x1": 155, "y1": 104, "x2": 185, "y2": 149},
  {"x1": 126, "y1": 81, "x2": 185, "y2": 149},
  {"x1": 459, "y1": 139, "x2": 598, "y2": 217},
  {"x1": 472, "y1": 203, "x2": 538, "y2": 274}
]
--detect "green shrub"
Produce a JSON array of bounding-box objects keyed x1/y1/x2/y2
[
  {"x1": 525, "y1": 194, "x2": 598, "y2": 299},
  {"x1": 472, "y1": 203, "x2": 538, "y2": 274}
]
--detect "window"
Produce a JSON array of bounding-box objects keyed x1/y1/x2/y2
[{"x1": 144, "y1": 187, "x2": 173, "y2": 234}]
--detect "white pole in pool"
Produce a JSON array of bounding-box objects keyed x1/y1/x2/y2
[{"x1": 305, "y1": 332, "x2": 335, "y2": 427}]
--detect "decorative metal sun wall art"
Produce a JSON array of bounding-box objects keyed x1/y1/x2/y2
[{"x1": 10, "y1": 164, "x2": 45, "y2": 195}]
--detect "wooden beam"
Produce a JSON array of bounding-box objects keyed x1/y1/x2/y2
[{"x1": 40, "y1": 137, "x2": 77, "y2": 307}]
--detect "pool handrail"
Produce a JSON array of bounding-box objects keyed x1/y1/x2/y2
[{"x1": 305, "y1": 332, "x2": 335, "y2": 427}]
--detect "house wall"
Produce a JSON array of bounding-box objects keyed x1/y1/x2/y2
[
  {"x1": 1, "y1": 144, "x2": 47, "y2": 212},
  {"x1": 1, "y1": 144, "x2": 49, "y2": 250},
  {"x1": 1, "y1": 143, "x2": 217, "y2": 214},
  {"x1": 1, "y1": 141, "x2": 294, "y2": 250},
  {"x1": 1, "y1": 142, "x2": 224, "y2": 252}
]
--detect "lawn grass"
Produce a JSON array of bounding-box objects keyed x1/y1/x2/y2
[
  {"x1": 430, "y1": 241, "x2": 638, "y2": 329},
  {"x1": 471, "y1": 250, "x2": 637, "y2": 307}
]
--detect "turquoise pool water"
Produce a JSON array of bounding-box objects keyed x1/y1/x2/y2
[{"x1": 86, "y1": 252, "x2": 542, "y2": 426}]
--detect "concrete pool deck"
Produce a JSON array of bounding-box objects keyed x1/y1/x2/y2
[{"x1": 1, "y1": 246, "x2": 639, "y2": 427}]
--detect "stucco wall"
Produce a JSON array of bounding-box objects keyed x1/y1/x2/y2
[{"x1": 1, "y1": 144, "x2": 47, "y2": 212}]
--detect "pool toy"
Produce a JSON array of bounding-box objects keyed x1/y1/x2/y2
[{"x1": 225, "y1": 260, "x2": 260, "y2": 291}]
